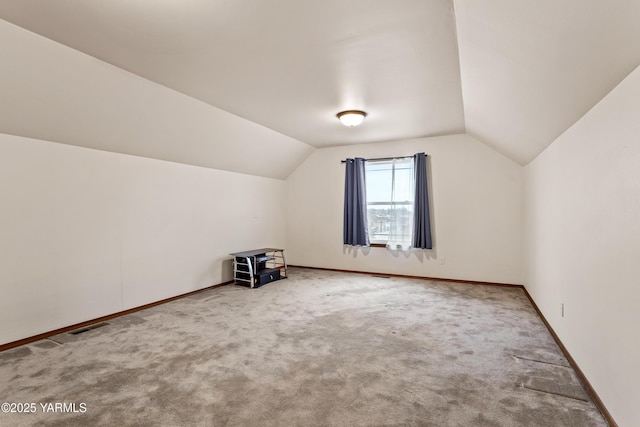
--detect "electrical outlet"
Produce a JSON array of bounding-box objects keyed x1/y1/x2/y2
[{"x1": 439, "y1": 257, "x2": 445, "y2": 265}]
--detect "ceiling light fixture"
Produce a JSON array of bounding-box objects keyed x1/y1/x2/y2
[{"x1": 337, "y1": 110, "x2": 367, "y2": 127}]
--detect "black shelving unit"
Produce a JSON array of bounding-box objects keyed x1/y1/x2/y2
[{"x1": 229, "y1": 248, "x2": 287, "y2": 288}]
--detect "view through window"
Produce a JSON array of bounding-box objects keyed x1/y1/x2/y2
[{"x1": 365, "y1": 157, "x2": 414, "y2": 247}]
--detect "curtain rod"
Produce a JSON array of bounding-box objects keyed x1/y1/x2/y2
[{"x1": 340, "y1": 153, "x2": 424, "y2": 164}]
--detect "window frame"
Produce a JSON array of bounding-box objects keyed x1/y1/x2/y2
[{"x1": 364, "y1": 156, "x2": 415, "y2": 247}]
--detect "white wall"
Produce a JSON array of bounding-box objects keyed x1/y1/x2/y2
[
  {"x1": 0, "y1": 133, "x2": 286, "y2": 346},
  {"x1": 524, "y1": 66, "x2": 640, "y2": 427},
  {"x1": 286, "y1": 134, "x2": 523, "y2": 284}
]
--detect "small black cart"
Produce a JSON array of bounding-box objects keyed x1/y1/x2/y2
[{"x1": 229, "y1": 248, "x2": 287, "y2": 288}]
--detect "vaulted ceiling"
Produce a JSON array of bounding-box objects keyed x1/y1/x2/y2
[{"x1": 1, "y1": 0, "x2": 640, "y2": 172}]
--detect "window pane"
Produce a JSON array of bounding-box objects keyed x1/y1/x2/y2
[
  {"x1": 367, "y1": 203, "x2": 392, "y2": 241},
  {"x1": 392, "y1": 160, "x2": 414, "y2": 203},
  {"x1": 365, "y1": 161, "x2": 392, "y2": 203},
  {"x1": 365, "y1": 158, "x2": 414, "y2": 246}
]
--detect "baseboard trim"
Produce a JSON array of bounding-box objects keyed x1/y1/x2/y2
[
  {"x1": 521, "y1": 288, "x2": 617, "y2": 427},
  {"x1": 0, "y1": 280, "x2": 233, "y2": 352},
  {"x1": 288, "y1": 264, "x2": 523, "y2": 288}
]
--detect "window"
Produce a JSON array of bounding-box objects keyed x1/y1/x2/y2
[
  {"x1": 365, "y1": 157, "x2": 415, "y2": 249},
  {"x1": 343, "y1": 153, "x2": 432, "y2": 250}
]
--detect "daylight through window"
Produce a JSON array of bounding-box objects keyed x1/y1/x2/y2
[{"x1": 365, "y1": 157, "x2": 415, "y2": 249}]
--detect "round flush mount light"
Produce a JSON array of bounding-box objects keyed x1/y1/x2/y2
[{"x1": 337, "y1": 110, "x2": 367, "y2": 127}]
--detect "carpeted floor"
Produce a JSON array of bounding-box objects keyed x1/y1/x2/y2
[{"x1": 0, "y1": 267, "x2": 607, "y2": 426}]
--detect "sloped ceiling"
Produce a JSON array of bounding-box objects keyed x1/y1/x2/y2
[
  {"x1": 0, "y1": 19, "x2": 313, "y2": 180},
  {"x1": 454, "y1": 0, "x2": 640, "y2": 164},
  {"x1": 1, "y1": 0, "x2": 640, "y2": 173}
]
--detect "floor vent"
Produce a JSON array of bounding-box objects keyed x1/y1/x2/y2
[
  {"x1": 522, "y1": 379, "x2": 589, "y2": 402},
  {"x1": 372, "y1": 275, "x2": 391, "y2": 279},
  {"x1": 69, "y1": 322, "x2": 109, "y2": 335},
  {"x1": 513, "y1": 354, "x2": 569, "y2": 368},
  {"x1": 515, "y1": 355, "x2": 590, "y2": 402}
]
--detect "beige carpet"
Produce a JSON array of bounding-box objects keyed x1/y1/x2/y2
[{"x1": 0, "y1": 267, "x2": 607, "y2": 426}]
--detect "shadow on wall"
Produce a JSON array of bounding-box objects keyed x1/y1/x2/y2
[
  {"x1": 385, "y1": 247, "x2": 438, "y2": 262},
  {"x1": 220, "y1": 258, "x2": 234, "y2": 282},
  {"x1": 195, "y1": 257, "x2": 234, "y2": 285},
  {"x1": 343, "y1": 245, "x2": 372, "y2": 258},
  {"x1": 343, "y1": 245, "x2": 437, "y2": 262}
]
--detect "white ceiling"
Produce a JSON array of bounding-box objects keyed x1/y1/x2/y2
[
  {"x1": 455, "y1": 0, "x2": 640, "y2": 164},
  {"x1": 1, "y1": 0, "x2": 640, "y2": 167}
]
